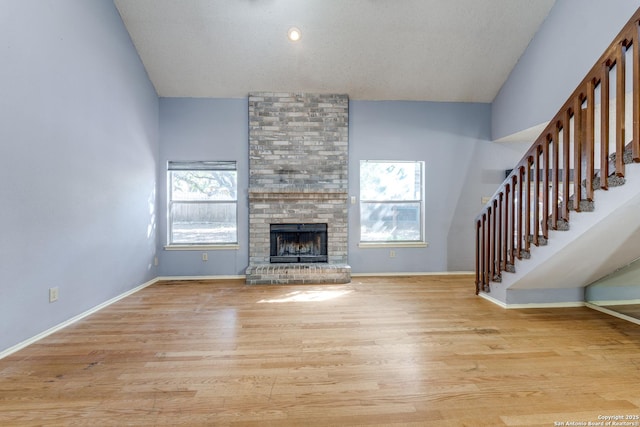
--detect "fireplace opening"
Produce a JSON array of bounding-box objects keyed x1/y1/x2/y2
[{"x1": 270, "y1": 223, "x2": 328, "y2": 263}]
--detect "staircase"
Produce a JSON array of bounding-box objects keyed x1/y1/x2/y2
[{"x1": 475, "y1": 7, "x2": 640, "y2": 306}]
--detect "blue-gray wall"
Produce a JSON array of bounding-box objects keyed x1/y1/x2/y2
[
  {"x1": 157, "y1": 98, "x2": 527, "y2": 275},
  {"x1": 492, "y1": 0, "x2": 639, "y2": 140},
  {"x1": 0, "y1": 0, "x2": 159, "y2": 352},
  {"x1": 349, "y1": 101, "x2": 501, "y2": 273},
  {"x1": 158, "y1": 98, "x2": 249, "y2": 276}
]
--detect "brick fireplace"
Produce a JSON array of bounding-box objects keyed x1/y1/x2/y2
[{"x1": 245, "y1": 92, "x2": 351, "y2": 284}]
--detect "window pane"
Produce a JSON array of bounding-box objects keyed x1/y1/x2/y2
[
  {"x1": 170, "y1": 202, "x2": 237, "y2": 244},
  {"x1": 360, "y1": 161, "x2": 421, "y2": 201},
  {"x1": 360, "y1": 202, "x2": 421, "y2": 241},
  {"x1": 171, "y1": 170, "x2": 237, "y2": 201}
]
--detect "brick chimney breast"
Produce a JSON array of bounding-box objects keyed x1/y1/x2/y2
[{"x1": 246, "y1": 92, "x2": 351, "y2": 284}]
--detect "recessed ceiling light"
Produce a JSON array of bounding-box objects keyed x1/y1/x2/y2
[{"x1": 287, "y1": 27, "x2": 301, "y2": 42}]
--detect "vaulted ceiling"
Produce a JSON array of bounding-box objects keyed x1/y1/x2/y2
[{"x1": 114, "y1": 0, "x2": 555, "y2": 102}]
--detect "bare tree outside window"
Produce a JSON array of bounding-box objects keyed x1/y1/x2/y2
[{"x1": 168, "y1": 162, "x2": 237, "y2": 245}]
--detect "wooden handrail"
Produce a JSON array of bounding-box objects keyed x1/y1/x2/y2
[{"x1": 475, "y1": 7, "x2": 640, "y2": 295}]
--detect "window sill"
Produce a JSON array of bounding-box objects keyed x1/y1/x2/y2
[
  {"x1": 164, "y1": 244, "x2": 240, "y2": 251},
  {"x1": 358, "y1": 242, "x2": 428, "y2": 249}
]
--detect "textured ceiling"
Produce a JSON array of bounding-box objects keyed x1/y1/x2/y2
[{"x1": 114, "y1": 0, "x2": 555, "y2": 102}]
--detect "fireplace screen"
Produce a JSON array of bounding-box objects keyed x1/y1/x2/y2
[{"x1": 270, "y1": 223, "x2": 328, "y2": 263}]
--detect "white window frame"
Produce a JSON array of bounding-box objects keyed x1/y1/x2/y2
[
  {"x1": 165, "y1": 160, "x2": 239, "y2": 250},
  {"x1": 358, "y1": 160, "x2": 427, "y2": 248}
]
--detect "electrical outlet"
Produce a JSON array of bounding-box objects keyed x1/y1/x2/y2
[
  {"x1": 389, "y1": 250, "x2": 396, "y2": 258},
  {"x1": 49, "y1": 287, "x2": 59, "y2": 303},
  {"x1": 202, "y1": 253, "x2": 208, "y2": 261}
]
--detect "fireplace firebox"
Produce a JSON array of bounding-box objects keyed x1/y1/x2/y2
[{"x1": 270, "y1": 223, "x2": 328, "y2": 263}]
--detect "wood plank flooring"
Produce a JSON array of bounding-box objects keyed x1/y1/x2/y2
[{"x1": 2, "y1": 275, "x2": 640, "y2": 426}]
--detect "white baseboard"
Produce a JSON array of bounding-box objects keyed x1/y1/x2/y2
[
  {"x1": 0, "y1": 277, "x2": 161, "y2": 360},
  {"x1": 478, "y1": 292, "x2": 508, "y2": 308},
  {"x1": 157, "y1": 273, "x2": 474, "y2": 280},
  {"x1": 587, "y1": 298, "x2": 640, "y2": 306},
  {"x1": 351, "y1": 271, "x2": 474, "y2": 277},
  {"x1": 478, "y1": 292, "x2": 585, "y2": 309},
  {"x1": 585, "y1": 302, "x2": 640, "y2": 326},
  {"x1": 156, "y1": 275, "x2": 246, "y2": 281},
  {"x1": 504, "y1": 301, "x2": 586, "y2": 309}
]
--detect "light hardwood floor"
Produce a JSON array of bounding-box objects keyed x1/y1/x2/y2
[{"x1": 1, "y1": 275, "x2": 640, "y2": 426}]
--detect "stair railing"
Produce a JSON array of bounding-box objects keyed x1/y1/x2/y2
[{"x1": 475, "y1": 7, "x2": 640, "y2": 294}]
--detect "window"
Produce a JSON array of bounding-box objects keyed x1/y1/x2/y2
[
  {"x1": 359, "y1": 160, "x2": 425, "y2": 244},
  {"x1": 168, "y1": 161, "x2": 237, "y2": 246}
]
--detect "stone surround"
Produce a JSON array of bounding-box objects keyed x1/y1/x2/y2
[{"x1": 246, "y1": 92, "x2": 351, "y2": 284}]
